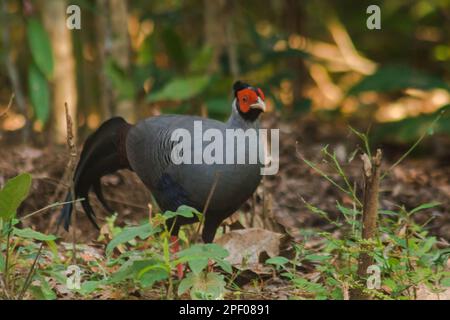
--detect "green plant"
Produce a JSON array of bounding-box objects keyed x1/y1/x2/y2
[
  {"x1": 0, "y1": 173, "x2": 60, "y2": 300},
  {"x1": 264, "y1": 127, "x2": 450, "y2": 300},
  {"x1": 96, "y1": 205, "x2": 233, "y2": 299}
]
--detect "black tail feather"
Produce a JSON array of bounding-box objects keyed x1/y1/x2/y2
[
  {"x1": 59, "y1": 117, "x2": 131, "y2": 231},
  {"x1": 58, "y1": 193, "x2": 73, "y2": 231},
  {"x1": 93, "y1": 179, "x2": 114, "y2": 213}
]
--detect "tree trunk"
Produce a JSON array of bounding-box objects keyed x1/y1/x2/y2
[
  {"x1": 42, "y1": 0, "x2": 78, "y2": 144},
  {"x1": 283, "y1": 0, "x2": 307, "y2": 105},
  {"x1": 96, "y1": 0, "x2": 113, "y2": 120},
  {"x1": 204, "y1": 0, "x2": 239, "y2": 78},
  {"x1": 204, "y1": 0, "x2": 226, "y2": 74},
  {"x1": 108, "y1": 0, "x2": 135, "y2": 122}
]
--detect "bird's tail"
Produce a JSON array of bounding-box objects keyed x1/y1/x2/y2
[{"x1": 59, "y1": 117, "x2": 132, "y2": 231}]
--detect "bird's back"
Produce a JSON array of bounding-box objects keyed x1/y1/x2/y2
[{"x1": 126, "y1": 114, "x2": 262, "y2": 218}]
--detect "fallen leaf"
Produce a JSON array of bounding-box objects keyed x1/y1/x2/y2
[{"x1": 215, "y1": 228, "x2": 283, "y2": 273}]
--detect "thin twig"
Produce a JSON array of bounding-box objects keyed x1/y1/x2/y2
[
  {"x1": 251, "y1": 192, "x2": 257, "y2": 227},
  {"x1": 64, "y1": 102, "x2": 78, "y2": 264},
  {"x1": 192, "y1": 172, "x2": 221, "y2": 242},
  {"x1": 0, "y1": 93, "x2": 14, "y2": 118},
  {"x1": 21, "y1": 198, "x2": 84, "y2": 221},
  {"x1": 322, "y1": 146, "x2": 361, "y2": 207},
  {"x1": 17, "y1": 242, "x2": 43, "y2": 300}
]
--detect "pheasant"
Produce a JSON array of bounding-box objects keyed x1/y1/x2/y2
[{"x1": 59, "y1": 81, "x2": 266, "y2": 274}]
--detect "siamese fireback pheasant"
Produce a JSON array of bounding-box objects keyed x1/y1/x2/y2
[{"x1": 59, "y1": 81, "x2": 266, "y2": 246}]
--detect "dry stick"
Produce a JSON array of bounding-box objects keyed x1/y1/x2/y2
[
  {"x1": 46, "y1": 168, "x2": 74, "y2": 232},
  {"x1": 0, "y1": 274, "x2": 10, "y2": 299},
  {"x1": 64, "y1": 102, "x2": 78, "y2": 264},
  {"x1": 261, "y1": 175, "x2": 267, "y2": 229},
  {"x1": 11, "y1": 109, "x2": 77, "y2": 300},
  {"x1": 21, "y1": 198, "x2": 84, "y2": 221},
  {"x1": 251, "y1": 192, "x2": 257, "y2": 227},
  {"x1": 350, "y1": 149, "x2": 382, "y2": 300},
  {"x1": 0, "y1": 93, "x2": 14, "y2": 118},
  {"x1": 192, "y1": 172, "x2": 221, "y2": 242}
]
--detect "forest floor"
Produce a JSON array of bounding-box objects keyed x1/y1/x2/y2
[{"x1": 1, "y1": 116, "x2": 449, "y2": 299}]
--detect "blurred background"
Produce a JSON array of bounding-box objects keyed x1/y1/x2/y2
[{"x1": 0, "y1": 0, "x2": 449, "y2": 240}]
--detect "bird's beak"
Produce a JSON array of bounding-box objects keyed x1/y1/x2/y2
[{"x1": 250, "y1": 97, "x2": 266, "y2": 112}]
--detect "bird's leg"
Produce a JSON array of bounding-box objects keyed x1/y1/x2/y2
[{"x1": 170, "y1": 235, "x2": 184, "y2": 279}]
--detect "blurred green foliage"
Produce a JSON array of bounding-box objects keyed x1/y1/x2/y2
[
  {"x1": 348, "y1": 65, "x2": 450, "y2": 94},
  {"x1": 1, "y1": 0, "x2": 449, "y2": 145}
]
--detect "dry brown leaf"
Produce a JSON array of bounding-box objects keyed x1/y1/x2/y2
[{"x1": 215, "y1": 228, "x2": 283, "y2": 273}]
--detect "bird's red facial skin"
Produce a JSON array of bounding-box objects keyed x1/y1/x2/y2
[{"x1": 237, "y1": 88, "x2": 265, "y2": 113}]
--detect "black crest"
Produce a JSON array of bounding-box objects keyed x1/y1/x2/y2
[{"x1": 233, "y1": 80, "x2": 251, "y2": 94}]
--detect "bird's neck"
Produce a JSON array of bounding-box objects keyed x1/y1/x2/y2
[{"x1": 226, "y1": 101, "x2": 260, "y2": 130}]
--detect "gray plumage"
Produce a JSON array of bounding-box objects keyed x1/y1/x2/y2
[
  {"x1": 126, "y1": 103, "x2": 262, "y2": 242},
  {"x1": 59, "y1": 81, "x2": 266, "y2": 243}
]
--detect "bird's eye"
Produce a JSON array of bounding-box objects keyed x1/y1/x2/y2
[{"x1": 243, "y1": 95, "x2": 249, "y2": 103}]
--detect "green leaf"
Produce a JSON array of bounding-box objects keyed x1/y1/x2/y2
[
  {"x1": 178, "y1": 273, "x2": 195, "y2": 296},
  {"x1": 108, "y1": 259, "x2": 138, "y2": 283},
  {"x1": 104, "y1": 59, "x2": 135, "y2": 100},
  {"x1": 348, "y1": 65, "x2": 450, "y2": 95},
  {"x1": 379, "y1": 209, "x2": 398, "y2": 216},
  {"x1": 292, "y1": 277, "x2": 327, "y2": 297},
  {"x1": 13, "y1": 227, "x2": 56, "y2": 241},
  {"x1": 410, "y1": 202, "x2": 440, "y2": 214},
  {"x1": 161, "y1": 27, "x2": 186, "y2": 70},
  {"x1": 106, "y1": 223, "x2": 159, "y2": 256},
  {"x1": 442, "y1": 277, "x2": 450, "y2": 287},
  {"x1": 28, "y1": 64, "x2": 50, "y2": 124},
  {"x1": 0, "y1": 173, "x2": 32, "y2": 220},
  {"x1": 163, "y1": 205, "x2": 199, "y2": 220},
  {"x1": 139, "y1": 268, "x2": 168, "y2": 288},
  {"x1": 205, "y1": 98, "x2": 230, "y2": 116},
  {"x1": 178, "y1": 272, "x2": 226, "y2": 299},
  {"x1": 336, "y1": 202, "x2": 360, "y2": 217},
  {"x1": 177, "y1": 244, "x2": 229, "y2": 274},
  {"x1": 189, "y1": 46, "x2": 213, "y2": 73},
  {"x1": 0, "y1": 253, "x2": 4, "y2": 271},
  {"x1": 137, "y1": 35, "x2": 154, "y2": 66},
  {"x1": 418, "y1": 237, "x2": 436, "y2": 255},
  {"x1": 214, "y1": 259, "x2": 232, "y2": 274},
  {"x1": 27, "y1": 18, "x2": 53, "y2": 78},
  {"x1": 109, "y1": 259, "x2": 168, "y2": 288},
  {"x1": 266, "y1": 256, "x2": 290, "y2": 266},
  {"x1": 188, "y1": 257, "x2": 209, "y2": 275},
  {"x1": 304, "y1": 254, "x2": 332, "y2": 262},
  {"x1": 147, "y1": 75, "x2": 210, "y2": 102},
  {"x1": 79, "y1": 280, "x2": 103, "y2": 295},
  {"x1": 29, "y1": 275, "x2": 56, "y2": 300}
]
